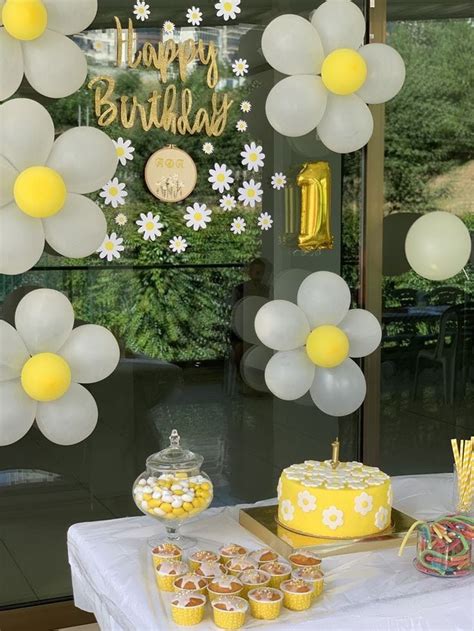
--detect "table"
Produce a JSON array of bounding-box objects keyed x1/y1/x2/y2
[{"x1": 68, "y1": 474, "x2": 474, "y2": 631}]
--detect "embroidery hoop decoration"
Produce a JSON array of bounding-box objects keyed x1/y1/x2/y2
[{"x1": 145, "y1": 145, "x2": 197, "y2": 203}]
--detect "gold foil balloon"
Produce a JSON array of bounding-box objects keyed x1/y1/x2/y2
[{"x1": 296, "y1": 161, "x2": 334, "y2": 251}]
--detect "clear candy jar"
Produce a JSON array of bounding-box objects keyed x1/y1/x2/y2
[{"x1": 133, "y1": 429, "x2": 213, "y2": 548}]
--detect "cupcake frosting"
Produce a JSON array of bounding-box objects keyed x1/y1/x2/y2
[
  {"x1": 239, "y1": 569, "x2": 269, "y2": 585},
  {"x1": 156, "y1": 560, "x2": 187, "y2": 575}
]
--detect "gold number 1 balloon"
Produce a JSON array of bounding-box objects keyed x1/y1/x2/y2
[{"x1": 296, "y1": 161, "x2": 334, "y2": 251}]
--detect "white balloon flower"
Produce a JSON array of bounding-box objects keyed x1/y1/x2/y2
[
  {"x1": 0, "y1": 288, "x2": 120, "y2": 446},
  {"x1": 0, "y1": 99, "x2": 118, "y2": 275},
  {"x1": 254, "y1": 271, "x2": 382, "y2": 416},
  {"x1": 0, "y1": 0, "x2": 97, "y2": 100},
  {"x1": 262, "y1": 1, "x2": 406, "y2": 153}
]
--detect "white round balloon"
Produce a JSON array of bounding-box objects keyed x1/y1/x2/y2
[
  {"x1": 265, "y1": 349, "x2": 315, "y2": 400},
  {"x1": 265, "y1": 75, "x2": 327, "y2": 137},
  {"x1": 59, "y1": 324, "x2": 120, "y2": 383},
  {"x1": 317, "y1": 94, "x2": 374, "y2": 154},
  {"x1": 311, "y1": 0, "x2": 366, "y2": 54},
  {"x1": 339, "y1": 309, "x2": 382, "y2": 358},
  {"x1": 405, "y1": 212, "x2": 471, "y2": 281},
  {"x1": 232, "y1": 296, "x2": 268, "y2": 345},
  {"x1": 297, "y1": 271, "x2": 351, "y2": 328},
  {"x1": 357, "y1": 44, "x2": 406, "y2": 104},
  {"x1": 255, "y1": 300, "x2": 310, "y2": 351},
  {"x1": 262, "y1": 15, "x2": 324, "y2": 75},
  {"x1": 0, "y1": 204, "x2": 45, "y2": 275},
  {"x1": 310, "y1": 358, "x2": 366, "y2": 416},
  {"x1": 0, "y1": 321, "x2": 29, "y2": 381},
  {"x1": 0, "y1": 380, "x2": 37, "y2": 446}
]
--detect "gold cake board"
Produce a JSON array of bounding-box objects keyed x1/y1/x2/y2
[{"x1": 239, "y1": 504, "x2": 417, "y2": 558}]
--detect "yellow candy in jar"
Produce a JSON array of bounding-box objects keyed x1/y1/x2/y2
[
  {"x1": 183, "y1": 502, "x2": 194, "y2": 512},
  {"x1": 161, "y1": 503, "x2": 173, "y2": 513},
  {"x1": 143, "y1": 493, "x2": 152, "y2": 500},
  {"x1": 201, "y1": 483, "x2": 210, "y2": 491},
  {"x1": 175, "y1": 472, "x2": 188, "y2": 479},
  {"x1": 173, "y1": 508, "x2": 186, "y2": 517}
]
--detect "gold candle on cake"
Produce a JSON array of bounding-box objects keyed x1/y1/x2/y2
[{"x1": 331, "y1": 438, "x2": 340, "y2": 469}]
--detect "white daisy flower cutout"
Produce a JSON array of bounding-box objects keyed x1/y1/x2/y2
[
  {"x1": 387, "y1": 485, "x2": 393, "y2": 505},
  {"x1": 133, "y1": 1, "x2": 150, "y2": 21},
  {"x1": 271, "y1": 172, "x2": 287, "y2": 190},
  {"x1": 238, "y1": 179, "x2": 263, "y2": 208},
  {"x1": 0, "y1": 0, "x2": 97, "y2": 100},
  {"x1": 115, "y1": 213, "x2": 127, "y2": 226},
  {"x1": 280, "y1": 499, "x2": 295, "y2": 522},
  {"x1": 258, "y1": 212, "x2": 273, "y2": 231},
  {"x1": 236, "y1": 120, "x2": 248, "y2": 132},
  {"x1": 163, "y1": 20, "x2": 175, "y2": 34},
  {"x1": 184, "y1": 203, "x2": 212, "y2": 231},
  {"x1": 215, "y1": 0, "x2": 240, "y2": 21},
  {"x1": 277, "y1": 479, "x2": 282, "y2": 500},
  {"x1": 113, "y1": 138, "x2": 135, "y2": 166},
  {"x1": 374, "y1": 506, "x2": 389, "y2": 530},
  {"x1": 136, "y1": 212, "x2": 164, "y2": 241},
  {"x1": 0, "y1": 99, "x2": 118, "y2": 275},
  {"x1": 230, "y1": 217, "x2": 246, "y2": 235},
  {"x1": 208, "y1": 163, "x2": 234, "y2": 194},
  {"x1": 100, "y1": 178, "x2": 127, "y2": 209},
  {"x1": 232, "y1": 58, "x2": 249, "y2": 77},
  {"x1": 202, "y1": 142, "x2": 214, "y2": 155},
  {"x1": 322, "y1": 506, "x2": 344, "y2": 530},
  {"x1": 241, "y1": 141, "x2": 265, "y2": 172},
  {"x1": 240, "y1": 100, "x2": 252, "y2": 113},
  {"x1": 220, "y1": 195, "x2": 237, "y2": 212},
  {"x1": 0, "y1": 288, "x2": 119, "y2": 446},
  {"x1": 169, "y1": 236, "x2": 188, "y2": 254},
  {"x1": 354, "y1": 491, "x2": 373, "y2": 516},
  {"x1": 97, "y1": 232, "x2": 124, "y2": 262},
  {"x1": 297, "y1": 490, "x2": 317, "y2": 513},
  {"x1": 186, "y1": 6, "x2": 203, "y2": 25}
]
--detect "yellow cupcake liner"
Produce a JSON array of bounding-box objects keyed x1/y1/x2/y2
[
  {"x1": 208, "y1": 588, "x2": 242, "y2": 602},
  {"x1": 188, "y1": 559, "x2": 201, "y2": 572},
  {"x1": 267, "y1": 573, "x2": 291, "y2": 589},
  {"x1": 248, "y1": 599, "x2": 282, "y2": 620},
  {"x1": 156, "y1": 573, "x2": 181, "y2": 592},
  {"x1": 283, "y1": 589, "x2": 312, "y2": 611},
  {"x1": 311, "y1": 578, "x2": 324, "y2": 600},
  {"x1": 152, "y1": 552, "x2": 181, "y2": 568},
  {"x1": 171, "y1": 603, "x2": 205, "y2": 626},
  {"x1": 212, "y1": 608, "x2": 246, "y2": 630},
  {"x1": 241, "y1": 579, "x2": 270, "y2": 598}
]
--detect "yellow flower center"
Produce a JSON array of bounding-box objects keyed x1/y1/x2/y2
[
  {"x1": 116, "y1": 147, "x2": 125, "y2": 157},
  {"x1": 14, "y1": 166, "x2": 67, "y2": 218},
  {"x1": 216, "y1": 173, "x2": 225, "y2": 182},
  {"x1": 306, "y1": 325, "x2": 349, "y2": 368},
  {"x1": 194, "y1": 212, "x2": 203, "y2": 221},
  {"x1": 224, "y1": 2, "x2": 232, "y2": 10},
  {"x1": 249, "y1": 152, "x2": 258, "y2": 162},
  {"x1": 21, "y1": 353, "x2": 71, "y2": 402},
  {"x1": 145, "y1": 221, "x2": 154, "y2": 230},
  {"x1": 2, "y1": 0, "x2": 48, "y2": 41},
  {"x1": 104, "y1": 241, "x2": 114, "y2": 251},
  {"x1": 247, "y1": 189, "x2": 255, "y2": 198},
  {"x1": 321, "y1": 48, "x2": 367, "y2": 96},
  {"x1": 108, "y1": 186, "x2": 118, "y2": 196}
]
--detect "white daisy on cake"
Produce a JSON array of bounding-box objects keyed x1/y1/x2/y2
[
  {"x1": 387, "y1": 486, "x2": 393, "y2": 505},
  {"x1": 277, "y1": 479, "x2": 282, "y2": 500},
  {"x1": 281, "y1": 499, "x2": 295, "y2": 522},
  {"x1": 238, "y1": 179, "x2": 263, "y2": 208},
  {"x1": 220, "y1": 195, "x2": 237, "y2": 212},
  {"x1": 230, "y1": 217, "x2": 246, "y2": 235},
  {"x1": 236, "y1": 120, "x2": 248, "y2": 132},
  {"x1": 354, "y1": 492, "x2": 373, "y2": 516},
  {"x1": 115, "y1": 213, "x2": 127, "y2": 226},
  {"x1": 169, "y1": 236, "x2": 188, "y2": 254},
  {"x1": 241, "y1": 142, "x2": 265, "y2": 172},
  {"x1": 134, "y1": 1, "x2": 150, "y2": 21},
  {"x1": 271, "y1": 173, "x2": 287, "y2": 190},
  {"x1": 136, "y1": 212, "x2": 164, "y2": 241},
  {"x1": 208, "y1": 163, "x2": 234, "y2": 193},
  {"x1": 322, "y1": 506, "x2": 344, "y2": 530},
  {"x1": 97, "y1": 233, "x2": 124, "y2": 262},
  {"x1": 374, "y1": 506, "x2": 389, "y2": 530},
  {"x1": 186, "y1": 6, "x2": 203, "y2": 25},
  {"x1": 202, "y1": 142, "x2": 214, "y2": 155},
  {"x1": 297, "y1": 490, "x2": 317, "y2": 513},
  {"x1": 184, "y1": 203, "x2": 212, "y2": 231},
  {"x1": 215, "y1": 0, "x2": 240, "y2": 21},
  {"x1": 240, "y1": 100, "x2": 252, "y2": 113},
  {"x1": 232, "y1": 58, "x2": 249, "y2": 77},
  {"x1": 113, "y1": 138, "x2": 135, "y2": 166},
  {"x1": 258, "y1": 212, "x2": 273, "y2": 231},
  {"x1": 100, "y1": 178, "x2": 127, "y2": 208}
]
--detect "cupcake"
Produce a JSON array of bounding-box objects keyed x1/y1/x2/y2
[
  {"x1": 207, "y1": 576, "x2": 243, "y2": 602},
  {"x1": 211, "y1": 596, "x2": 248, "y2": 630},
  {"x1": 173, "y1": 574, "x2": 208, "y2": 596},
  {"x1": 170, "y1": 592, "x2": 206, "y2": 626},
  {"x1": 155, "y1": 560, "x2": 188, "y2": 592},
  {"x1": 292, "y1": 566, "x2": 324, "y2": 599},
  {"x1": 227, "y1": 556, "x2": 258, "y2": 577},
  {"x1": 260, "y1": 561, "x2": 292, "y2": 588},
  {"x1": 288, "y1": 549, "x2": 322, "y2": 570},
  {"x1": 195, "y1": 561, "x2": 227, "y2": 580},
  {"x1": 189, "y1": 549, "x2": 219, "y2": 572},
  {"x1": 248, "y1": 587, "x2": 283, "y2": 620},
  {"x1": 280, "y1": 578, "x2": 313, "y2": 611},
  {"x1": 151, "y1": 543, "x2": 182, "y2": 568},
  {"x1": 238, "y1": 569, "x2": 270, "y2": 597},
  {"x1": 219, "y1": 544, "x2": 248, "y2": 566},
  {"x1": 250, "y1": 548, "x2": 279, "y2": 567}
]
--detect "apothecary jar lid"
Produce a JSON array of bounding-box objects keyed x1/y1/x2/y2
[{"x1": 146, "y1": 429, "x2": 204, "y2": 474}]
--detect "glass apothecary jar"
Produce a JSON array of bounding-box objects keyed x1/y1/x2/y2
[{"x1": 133, "y1": 429, "x2": 213, "y2": 548}]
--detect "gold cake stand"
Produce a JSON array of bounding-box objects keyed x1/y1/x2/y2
[{"x1": 239, "y1": 504, "x2": 417, "y2": 558}]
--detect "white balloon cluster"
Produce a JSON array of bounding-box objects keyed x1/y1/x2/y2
[
  {"x1": 0, "y1": 289, "x2": 120, "y2": 446},
  {"x1": 262, "y1": 1, "x2": 406, "y2": 153},
  {"x1": 254, "y1": 271, "x2": 382, "y2": 416}
]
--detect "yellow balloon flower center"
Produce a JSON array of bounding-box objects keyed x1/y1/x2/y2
[
  {"x1": 21, "y1": 353, "x2": 71, "y2": 402},
  {"x1": 14, "y1": 166, "x2": 67, "y2": 218},
  {"x1": 2, "y1": 0, "x2": 48, "y2": 41},
  {"x1": 321, "y1": 48, "x2": 367, "y2": 96},
  {"x1": 306, "y1": 325, "x2": 349, "y2": 368}
]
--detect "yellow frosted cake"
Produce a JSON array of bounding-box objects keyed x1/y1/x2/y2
[{"x1": 277, "y1": 460, "x2": 392, "y2": 539}]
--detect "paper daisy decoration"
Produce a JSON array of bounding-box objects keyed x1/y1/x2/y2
[
  {"x1": 0, "y1": 288, "x2": 119, "y2": 446},
  {"x1": 186, "y1": 6, "x2": 203, "y2": 26},
  {"x1": 0, "y1": 99, "x2": 118, "y2": 276},
  {"x1": 136, "y1": 212, "x2": 164, "y2": 241},
  {"x1": 231, "y1": 217, "x2": 246, "y2": 235},
  {"x1": 113, "y1": 138, "x2": 135, "y2": 166},
  {"x1": 202, "y1": 142, "x2": 214, "y2": 155},
  {"x1": 238, "y1": 179, "x2": 263, "y2": 208},
  {"x1": 97, "y1": 232, "x2": 124, "y2": 262},
  {"x1": 184, "y1": 203, "x2": 212, "y2": 231},
  {"x1": 115, "y1": 213, "x2": 127, "y2": 226},
  {"x1": 232, "y1": 58, "x2": 249, "y2": 77},
  {"x1": 254, "y1": 271, "x2": 382, "y2": 416},
  {"x1": 236, "y1": 120, "x2": 248, "y2": 133},
  {"x1": 240, "y1": 101, "x2": 252, "y2": 113},
  {"x1": 99, "y1": 178, "x2": 127, "y2": 209},
  {"x1": 220, "y1": 194, "x2": 237, "y2": 212},
  {"x1": 163, "y1": 20, "x2": 175, "y2": 34},
  {"x1": 0, "y1": 0, "x2": 97, "y2": 100},
  {"x1": 271, "y1": 172, "x2": 287, "y2": 190},
  {"x1": 241, "y1": 141, "x2": 265, "y2": 172},
  {"x1": 169, "y1": 236, "x2": 188, "y2": 254},
  {"x1": 262, "y1": 3, "x2": 405, "y2": 153},
  {"x1": 215, "y1": 0, "x2": 240, "y2": 21},
  {"x1": 133, "y1": 1, "x2": 150, "y2": 21},
  {"x1": 208, "y1": 163, "x2": 234, "y2": 194},
  {"x1": 258, "y1": 212, "x2": 273, "y2": 231}
]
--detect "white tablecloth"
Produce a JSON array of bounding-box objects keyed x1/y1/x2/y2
[{"x1": 68, "y1": 473, "x2": 474, "y2": 631}]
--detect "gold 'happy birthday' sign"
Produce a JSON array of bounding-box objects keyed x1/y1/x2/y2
[{"x1": 88, "y1": 18, "x2": 234, "y2": 136}]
